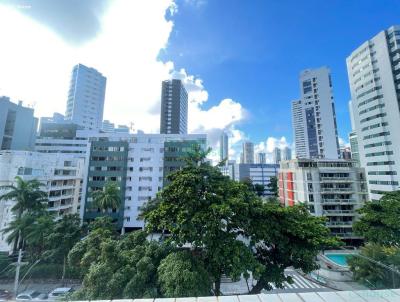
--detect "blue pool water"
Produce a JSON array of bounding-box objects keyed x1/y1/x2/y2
[{"x1": 325, "y1": 253, "x2": 351, "y2": 266}]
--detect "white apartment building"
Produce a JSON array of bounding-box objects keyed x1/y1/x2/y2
[
  {"x1": 292, "y1": 67, "x2": 340, "y2": 159},
  {"x1": 65, "y1": 64, "x2": 107, "y2": 130},
  {"x1": 347, "y1": 25, "x2": 400, "y2": 201},
  {"x1": 0, "y1": 151, "x2": 84, "y2": 252},
  {"x1": 279, "y1": 159, "x2": 368, "y2": 241},
  {"x1": 82, "y1": 133, "x2": 207, "y2": 232}
]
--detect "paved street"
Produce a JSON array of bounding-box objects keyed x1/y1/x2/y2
[{"x1": 221, "y1": 268, "x2": 335, "y2": 295}]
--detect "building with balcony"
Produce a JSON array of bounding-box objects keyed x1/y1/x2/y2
[
  {"x1": 347, "y1": 25, "x2": 400, "y2": 201},
  {"x1": 0, "y1": 151, "x2": 84, "y2": 252},
  {"x1": 292, "y1": 67, "x2": 340, "y2": 159},
  {"x1": 278, "y1": 159, "x2": 368, "y2": 243},
  {"x1": 82, "y1": 133, "x2": 207, "y2": 232}
]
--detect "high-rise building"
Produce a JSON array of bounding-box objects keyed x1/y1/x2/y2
[
  {"x1": 282, "y1": 147, "x2": 292, "y2": 161},
  {"x1": 292, "y1": 67, "x2": 340, "y2": 159},
  {"x1": 65, "y1": 64, "x2": 107, "y2": 130},
  {"x1": 0, "y1": 97, "x2": 38, "y2": 151},
  {"x1": 160, "y1": 79, "x2": 188, "y2": 134},
  {"x1": 256, "y1": 152, "x2": 266, "y2": 164},
  {"x1": 219, "y1": 131, "x2": 229, "y2": 162},
  {"x1": 279, "y1": 158, "x2": 368, "y2": 243},
  {"x1": 340, "y1": 147, "x2": 352, "y2": 160},
  {"x1": 346, "y1": 25, "x2": 400, "y2": 201},
  {"x1": 272, "y1": 147, "x2": 281, "y2": 164},
  {"x1": 349, "y1": 131, "x2": 359, "y2": 163},
  {"x1": 242, "y1": 141, "x2": 254, "y2": 164}
]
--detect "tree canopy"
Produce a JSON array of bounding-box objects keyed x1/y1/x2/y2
[
  {"x1": 354, "y1": 191, "x2": 400, "y2": 247},
  {"x1": 142, "y1": 149, "x2": 339, "y2": 295}
]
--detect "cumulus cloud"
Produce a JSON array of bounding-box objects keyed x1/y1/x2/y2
[
  {"x1": 254, "y1": 136, "x2": 291, "y2": 163},
  {"x1": 1, "y1": 0, "x2": 110, "y2": 45},
  {"x1": 338, "y1": 137, "x2": 350, "y2": 148}
]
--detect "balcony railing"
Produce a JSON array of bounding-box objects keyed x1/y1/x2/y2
[
  {"x1": 323, "y1": 210, "x2": 354, "y2": 215},
  {"x1": 321, "y1": 199, "x2": 357, "y2": 204}
]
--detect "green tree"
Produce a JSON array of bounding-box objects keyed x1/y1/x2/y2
[
  {"x1": 348, "y1": 243, "x2": 400, "y2": 289},
  {"x1": 0, "y1": 177, "x2": 48, "y2": 250},
  {"x1": 143, "y1": 152, "x2": 263, "y2": 295},
  {"x1": 25, "y1": 212, "x2": 55, "y2": 260},
  {"x1": 44, "y1": 214, "x2": 82, "y2": 280},
  {"x1": 267, "y1": 176, "x2": 278, "y2": 197},
  {"x1": 142, "y1": 150, "x2": 337, "y2": 295},
  {"x1": 249, "y1": 203, "x2": 339, "y2": 293},
  {"x1": 354, "y1": 191, "x2": 400, "y2": 247},
  {"x1": 91, "y1": 181, "x2": 121, "y2": 212},
  {"x1": 68, "y1": 217, "x2": 117, "y2": 275},
  {"x1": 70, "y1": 230, "x2": 171, "y2": 300},
  {"x1": 158, "y1": 251, "x2": 211, "y2": 297}
]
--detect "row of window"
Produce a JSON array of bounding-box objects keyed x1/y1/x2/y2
[
  {"x1": 359, "y1": 103, "x2": 385, "y2": 116},
  {"x1": 363, "y1": 131, "x2": 390, "y2": 140},
  {"x1": 366, "y1": 161, "x2": 395, "y2": 166},
  {"x1": 361, "y1": 122, "x2": 388, "y2": 132},
  {"x1": 369, "y1": 180, "x2": 399, "y2": 186},
  {"x1": 365, "y1": 151, "x2": 393, "y2": 157}
]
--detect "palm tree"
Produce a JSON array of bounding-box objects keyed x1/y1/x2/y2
[
  {"x1": 0, "y1": 176, "x2": 48, "y2": 250},
  {"x1": 0, "y1": 176, "x2": 47, "y2": 218},
  {"x1": 91, "y1": 182, "x2": 121, "y2": 212}
]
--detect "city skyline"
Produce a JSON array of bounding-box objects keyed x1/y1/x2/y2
[{"x1": 0, "y1": 1, "x2": 399, "y2": 161}]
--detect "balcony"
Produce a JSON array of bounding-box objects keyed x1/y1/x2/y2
[
  {"x1": 323, "y1": 210, "x2": 355, "y2": 216},
  {"x1": 320, "y1": 188, "x2": 354, "y2": 193},
  {"x1": 326, "y1": 221, "x2": 353, "y2": 227},
  {"x1": 319, "y1": 177, "x2": 353, "y2": 182},
  {"x1": 321, "y1": 199, "x2": 357, "y2": 204}
]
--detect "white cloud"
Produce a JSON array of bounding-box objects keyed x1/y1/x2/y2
[
  {"x1": 254, "y1": 136, "x2": 291, "y2": 163},
  {"x1": 338, "y1": 136, "x2": 350, "y2": 148},
  {"x1": 0, "y1": 0, "x2": 247, "y2": 142}
]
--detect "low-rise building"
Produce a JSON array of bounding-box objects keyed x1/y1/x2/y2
[
  {"x1": 0, "y1": 151, "x2": 84, "y2": 252},
  {"x1": 278, "y1": 159, "x2": 368, "y2": 243},
  {"x1": 238, "y1": 163, "x2": 279, "y2": 198}
]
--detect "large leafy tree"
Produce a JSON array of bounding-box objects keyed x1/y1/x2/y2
[
  {"x1": 158, "y1": 251, "x2": 211, "y2": 297},
  {"x1": 44, "y1": 214, "x2": 82, "y2": 279},
  {"x1": 70, "y1": 230, "x2": 171, "y2": 300},
  {"x1": 143, "y1": 152, "x2": 263, "y2": 295},
  {"x1": 91, "y1": 181, "x2": 121, "y2": 212},
  {"x1": 354, "y1": 191, "x2": 400, "y2": 247},
  {"x1": 142, "y1": 150, "x2": 338, "y2": 295},
  {"x1": 248, "y1": 203, "x2": 338, "y2": 293}
]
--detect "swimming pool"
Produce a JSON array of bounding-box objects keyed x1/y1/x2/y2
[{"x1": 324, "y1": 253, "x2": 352, "y2": 267}]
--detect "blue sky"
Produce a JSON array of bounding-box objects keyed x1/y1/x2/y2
[
  {"x1": 0, "y1": 0, "x2": 398, "y2": 160},
  {"x1": 162, "y1": 0, "x2": 400, "y2": 145}
]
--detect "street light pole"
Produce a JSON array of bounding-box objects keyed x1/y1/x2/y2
[{"x1": 13, "y1": 248, "x2": 22, "y2": 298}]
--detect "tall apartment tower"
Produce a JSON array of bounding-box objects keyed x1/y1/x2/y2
[
  {"x1": 346, "y1": 25, "x2": 400, "y2": 201},
  {"x1": 65, "y1": 64, "x2": 107, "y2": 130},
  {"x1": 282, "y1": 147, "x2": 292, "y2": 161},
  {"x1": 272, "y1": 147, "x2": 281, "y2": 164},
  {"x1": 220, "y1": 131, "x2": 229, "y2": 162},
  {"x1": 292, "y1": 67, "x2": 340, "y2": 159},
  {"x1": 160, "y1": 79, "x2": 188, "y2": 134},
  {"x1": 242, "y1": 141, "x2": 254, "y2": 164},
  {"x1": 256, "y1": 152, "x2": 266, "y2": 164}
]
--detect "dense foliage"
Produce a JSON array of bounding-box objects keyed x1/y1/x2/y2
[
  {"x1": 349, "y1": 191, "x2": 400, "y2": 289},
  {"x1": 142, "y1": 149, "x2": 339, "y2": 295}
]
